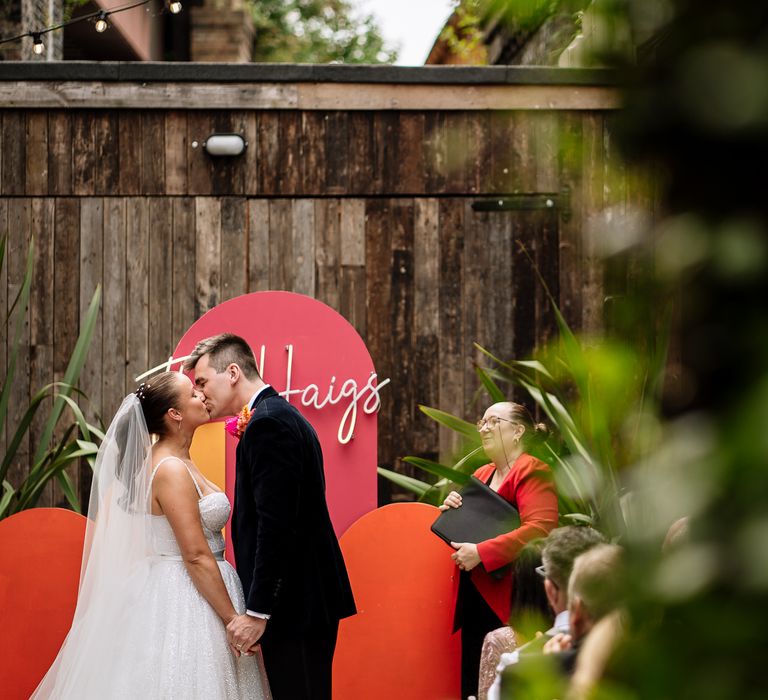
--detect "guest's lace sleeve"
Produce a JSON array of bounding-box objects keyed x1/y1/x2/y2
[{"x1": 478, "y1": 626, "x2": 517, "y2": 700}]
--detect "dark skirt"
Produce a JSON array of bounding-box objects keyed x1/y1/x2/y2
[{"x1": 455, "y1": 571, "x2": 503, "y2": 699}]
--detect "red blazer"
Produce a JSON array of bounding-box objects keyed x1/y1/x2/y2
[{"x1": 454, "y1": 453, "x2": 558, "y2": 625}]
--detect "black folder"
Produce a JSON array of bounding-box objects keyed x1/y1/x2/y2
[{"x1": 431, "y1": 476, "x2": 520, "y2": 548}]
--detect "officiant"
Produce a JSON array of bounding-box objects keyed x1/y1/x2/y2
[{"x1": 440, "y1": 401, "x2": 559, "y2": 700}]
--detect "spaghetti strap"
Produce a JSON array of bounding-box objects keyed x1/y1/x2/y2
[{"x1": 149, "y1": 456, "x2": 204, "y2": 499}]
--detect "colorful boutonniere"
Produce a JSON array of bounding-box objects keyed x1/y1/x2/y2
[{"x1": 224, "y1": 404, "x2": 252, "y2": 440}]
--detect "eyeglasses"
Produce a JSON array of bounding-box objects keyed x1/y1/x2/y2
[
  {"x1": 535, "y1": 564, "x2": 547, "y2": 579},
  {"x1": 476, "y1": 416, "x2": 516, "y2": 431}
]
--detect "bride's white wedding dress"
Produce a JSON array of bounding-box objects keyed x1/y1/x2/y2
[
  {"x1": 32, "y1": 396, "x2": 268, "y2": 699},
  {"x1": 121, "y1": 459, "x2": 265, "y2": 698}
]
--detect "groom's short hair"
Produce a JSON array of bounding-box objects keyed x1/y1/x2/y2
[{"x1": 184, "y1": 333, "x2": 261, "y2": 379}]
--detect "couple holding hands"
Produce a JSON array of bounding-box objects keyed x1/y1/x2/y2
[{"x1": 33, "y1": 334, "x2": 356, "y2": 699}]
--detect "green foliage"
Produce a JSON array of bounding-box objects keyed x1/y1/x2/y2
[
  {"x1": 0, "y1": 235, "x2": 103, "y2": 520},
  {"x1": 248, "y1": 0, "x2": 397, "y2": 64}
]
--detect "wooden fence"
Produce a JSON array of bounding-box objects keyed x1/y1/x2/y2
[{"x1": 0, "y1": 64, "x2": 649, "y2": 507}]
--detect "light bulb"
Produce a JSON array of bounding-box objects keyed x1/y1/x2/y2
[
  {"x1": 95, "y1": 12, "x2": 108, "y2": 32},
  {"x1": 169, "y1": 0, "x2": 182, "y2": 13},
  {"x1": 32, "y1": 34, "x2": 44, "y2": 55}
]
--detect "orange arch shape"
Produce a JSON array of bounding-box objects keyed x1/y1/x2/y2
[
  {"x1": 0, "y1": 508, "x2": 87, "y2": 699},
  {"x1": 334, "y1": 503, "x2": 461, "y2": 700}
]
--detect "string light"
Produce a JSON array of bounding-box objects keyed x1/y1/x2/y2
[
  {"x1": 31, "y1": 33, "x2": 44, "y2": 54},
  {"x1": 94, "y1": 11, "x2": 109, "y2": 33},
  {"x1": 0, "y1": 0, "x2": 182, "y2": 52}
]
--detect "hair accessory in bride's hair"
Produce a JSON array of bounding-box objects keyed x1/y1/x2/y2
[
  {"x1": 135, "y1": 382, "x2": 151, "y2": 401},
  {"x1": 225, "y1": 404, "x2": 252, "y2": 440}
]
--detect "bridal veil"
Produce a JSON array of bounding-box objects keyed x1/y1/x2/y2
[{"x1": 32, "y1": 394, "x2": 155, "y2": 698}]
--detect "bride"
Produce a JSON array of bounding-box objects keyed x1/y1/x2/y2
[{"x1": 33, "y1": 371, "x2": 269, "y2": 699}]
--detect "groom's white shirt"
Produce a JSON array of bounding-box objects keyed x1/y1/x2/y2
[{"x1": 244, "y1": 385, "x2": 272, "y2": 620}]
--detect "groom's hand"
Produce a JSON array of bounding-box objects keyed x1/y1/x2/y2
[{"x1": 227, "y1": 614, "x2": 267, "y2": 657}]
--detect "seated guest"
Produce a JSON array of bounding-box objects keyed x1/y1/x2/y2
[
  {"x1": 498, "y1": 543, "x2": 624, "y2": 698},
  {"x1": 484, "y1": 526, "x2": 605, "y2": 700},
  {"x1": 477, "y1": 542, "x2": 550, "y2": 700}
]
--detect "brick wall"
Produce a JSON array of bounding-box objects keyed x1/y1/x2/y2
[{"x1": 190, "y1": 0, "x2": 253, "y2": 62}]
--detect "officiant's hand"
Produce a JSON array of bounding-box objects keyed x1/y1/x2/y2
[
  {"x1": 439, "y1": 491, "x2": 462, "y2": 511},
  {"x1": 227, "y1": 614, "x2": 267, "y2": 657},
  {"x1": 451, "y1": 542, "x2": 481, "y2": 571}
]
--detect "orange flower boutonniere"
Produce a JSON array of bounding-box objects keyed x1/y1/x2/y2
[{"x1": 224, "y1": 404, "x2": 252, "y2": 440}]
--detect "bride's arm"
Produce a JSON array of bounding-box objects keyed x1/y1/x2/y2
[{"x1": 153, "y1": 461, "x2": 237, "y2": 626}]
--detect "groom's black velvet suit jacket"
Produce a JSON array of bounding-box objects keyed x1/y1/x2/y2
[{"x1": 233, "y1": 386, "x2": 356, "y2": 634}]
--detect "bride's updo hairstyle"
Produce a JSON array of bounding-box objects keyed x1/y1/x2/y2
[
  {"x1": 135, "y1": 372, "x2": 182, "y2": 436},
  {"x1": 508, "y1": 402, "x2": 549, "y2": 449}
]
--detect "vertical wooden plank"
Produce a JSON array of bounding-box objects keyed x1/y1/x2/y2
[
  {"x1": 424, "y1": 112, "x2": 448, "y2": 195},
  {"x1": 2, "y1": 112, "x2": 26, "y2": 195},
  {"x1": 48, "y1": 111, "x2": 72, "y2": 195},
  {"x1": 194, "y1": 197, "x2": 221, "y2": 317},
  {"x1": 220, "y1": 197, "x2": 247, "y2": 301},
  {"x1": 93, "y1": 111, "x2": 119, "y2": 195},
  {"x1": 365, "y1": 199, "x2": 393, "y2": 467},
  {"x1": 581, "y1": 113, "x2": 605, "y2": 334},
  {"x1": 103, "y1": 197, "x2": 127, "y2": 420},
  {"x1": 557, "y1": 112, "x2": 584, "y2": 330},
  {"x1": 413, "y1": 199, "x2": 440, "y2": 453},
  {"x1": 292, "y1": 199, "x2": 315, "y2": 296},
  {"x1": 373, "y1": 112, "x2": 398, "y2": 195},
  {"x1": 340, "y1": 199, "x2": 365, "y2": 266},
  {"x1": 315, "y1": 198, "x2": 341, "y2": 310},
  {"x1": 338, "y1": 199, "x2": 366, "y2": 334},
  {"x1": 300, "y1": 111, "x2": 326, "y2": 195},
  {"x1": 25, "y1": 112, "x2": 49, "y2": 195},
  {"x1": 141, "y1": 112, "x2": 165, "y2": 195},
  {"x1": 165, "y1": 111, "x2": 188, "y2": 195},
  {"x1": 395, "y1": 113, "x2": 425, "y2": 196},
  {"x1": 78, "y1": 197, "x2": 104, "y2": 505},
  {"x1": 390, "y1": 199, "x2": 415, "y2": 476},
  {"x1": 53, "y1": 198, "x2": 80, "y2": 504},
  {"x1": 462, "y1": 202, "x2": 490, "y2": 407},
  {"x1": 72, "y1": 111, "x2": 95, "y2": 195},
  {"x1": 348, "y1": 111, "x2": 373, "y2": 196},
  {"x1": 243, "y1": 113, "x2": 260, "y2": 196},
  {"x1": 0, "y1": 200, "x2": 7, "y2": 458},
  {"x1": 486, "y1": 209, "x2": 514, "y2": 364},
  {"x1": 118, "y1": 112, "x2": 142, "y2": 196},
  {"x1": 30, "y1": 199, "x2": 55, "y2": 507},
  {"x1": 268, "y1": 199, "x2": 292, "y2": 291},
  {"x1": 339, "y1": 266, "x2": 366, "y2": 339},
  {"x1": 445, "y1": 112, "x2": 468, "y2": 194},
  {"x1": 187, "y1": 112, "x2": 214, "y2": 196},
  {"x1": 6, "y1": 199, "x2": 31, "y2": 490},
  {"x1": 466, "y1": 111, "x2": 491, "y2": 195},
  {"x1": 534, "y1": 112, "x2": 560, "y2": 193},
  {"x1": 489, "y1": 111, "x2": 518, "y2": 194},
  {"x1": 278, "y1": 111, "x2": 301, "y2": 195},
  {"x1": 437, "y1": 199, "x2": 464, "y2": 460},
  {"x1": 125, "y1": 198, "x2": 149, "y2": 390},
  {"x1": 511, "y1": 211, "x2": 536, "y2": 361},
  {"x1": 171, "y1": 197, "x2": 196, "y2": 342},
  {"x1": 247, "y1": 199, "x2": 270, "y2": 292},
  {"x1": 533, "y1": 209, "x2": 560, "y2": 351},
  {"x1": 324, "y1": 112, "x2": 348, "y2": 195},
  {"x1": 148, "y1": 198, "x2": 174, "y2": 366},
  {"x1": 257, "y1": 112, "x2": 280, "y2": 196}
]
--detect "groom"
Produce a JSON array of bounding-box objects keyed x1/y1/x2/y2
[{"x1": 185, "y1": 333, "x2": 356, "y2": 700}]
